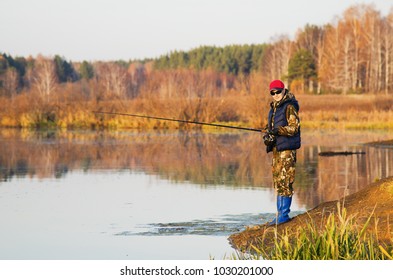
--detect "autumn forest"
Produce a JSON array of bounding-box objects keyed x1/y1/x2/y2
[{"x1": 1, "y1": 4, "x2": 393, "y2": 129}]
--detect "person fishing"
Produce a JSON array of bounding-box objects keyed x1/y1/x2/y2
[{"x1": 263, "y1": 79, "x2": 301, "y2": 225}]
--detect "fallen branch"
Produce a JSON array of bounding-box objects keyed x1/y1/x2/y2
[{"x1": 318, "y1": 151, "x2": 366, "y2": 157}]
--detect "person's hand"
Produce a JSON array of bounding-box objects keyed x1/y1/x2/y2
[{"x1": 263, "y1": 131, "x2": 276, "y2": 146}]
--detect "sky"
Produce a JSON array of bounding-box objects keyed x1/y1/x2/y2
[{"x1": 1, "y1": 0, "x2": 392, "y2": 61}]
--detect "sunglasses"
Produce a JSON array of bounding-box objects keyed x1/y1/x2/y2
[{"x1": 270, "y1": 89, "x2": 283, "y2": 96}]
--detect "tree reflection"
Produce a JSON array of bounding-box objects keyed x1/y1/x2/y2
[{"x1": 0, "y1": 129, "x2": 391, "y2": 209}]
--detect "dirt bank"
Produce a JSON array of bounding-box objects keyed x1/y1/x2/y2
[{"x1": 229, "y1": 176, "x2": 393, "y2": 252}]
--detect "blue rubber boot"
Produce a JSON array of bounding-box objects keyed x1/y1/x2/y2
[
  {"x1": 277, "y1": 196, "x2": 292, "y2": 224},
  {"x1": 268, "y1": 195, "x2": 283, "y2": 226}
]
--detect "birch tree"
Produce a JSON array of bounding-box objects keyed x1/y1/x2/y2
[
  {"x1": 33, "y1": 56, "x2": 57, "y2": 101},
  {"x1": 95, "y1": 62, "x2": 130, "y2": 99},
  {"x1": 382, "y1": 9, "x2": 393, "y2": 94},
  {"x1": 362, "y1": 6, "x2": 383, "y2": 93},
  {"x1": 261, "y1": 36, "x2": 293, "y2": 86}
]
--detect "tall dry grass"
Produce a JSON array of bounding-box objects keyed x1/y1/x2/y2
[
  {"x1": 1, "y1": 83, "x2": 392, "y2": 130},
  {"x1": 298, "y1": 94, "x2": 393, "y2": 129}
]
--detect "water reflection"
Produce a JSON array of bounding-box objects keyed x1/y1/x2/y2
[
  {"x1": 0, "y1": 129, "x2": 392, "y2": 210},
  {"x1": 297, "y1": 135, "x2": 393, "y2": 208},
  {"x1": 0, "y1": 129, "x2": 392, "y2": 259}
]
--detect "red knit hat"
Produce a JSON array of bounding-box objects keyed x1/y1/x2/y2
[{"x1": 269, "y1": 79, "x2": 285, "y2": 90}]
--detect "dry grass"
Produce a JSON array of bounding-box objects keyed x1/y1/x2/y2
[
  {"x1": 229, "y1": 177, "x2": 393, "y2": 259},
  {"x1": 232, "y1": 206, "x2": 393, "y2": 260},
  {"x1": 0, "y1": 91, "x2": 392, "y2": 130}
]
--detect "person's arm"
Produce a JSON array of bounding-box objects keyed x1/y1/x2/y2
[{"x1": 277, "y1": 105, "x2": 300, "y2": 136}]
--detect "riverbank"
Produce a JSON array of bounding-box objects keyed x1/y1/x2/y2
[{"x1": 228, "y1": 176, "x2": 393, "y2": 259}]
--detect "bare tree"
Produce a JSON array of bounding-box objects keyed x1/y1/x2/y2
[
  {"x1": 262, "y1": 35, "x2": 293, "y2": 85},
  {"x1": 340, "y1": 20, "x2": 353, "y2": 94},
  {"x1": 95, "y1": 62, "x2": 130, "y2": 99},
  {"x1": 362, "y1": 6, "x2": 383, "y2": 93},
  {"x1": 33, "y1": 55, "x2": 57, "y2": 101},
  {"x1": 382, "y1": 9, "x2": 393, "y2": 94},
  {"x1": 342, "y1": 6, "x2": 366, "y2": 92}
]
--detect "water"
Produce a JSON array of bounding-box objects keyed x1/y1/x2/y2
[{"x1": 0, "y1": 129, "x2": 392, "y2": 259}]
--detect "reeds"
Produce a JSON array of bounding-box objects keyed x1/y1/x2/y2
[{"x1": 1, "y1": 91, "x2": 393, "y2": 130}]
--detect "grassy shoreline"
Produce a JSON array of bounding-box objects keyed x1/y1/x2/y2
[
  {"x1": 1, "y1": 112, "x2": 393, "y2": 131},
  {"x1": 229, "y1": 177, "x2": 393, "y2": 260},
  {"x1": 1, "y1": 121, "x2": 392, "y2": 131}
]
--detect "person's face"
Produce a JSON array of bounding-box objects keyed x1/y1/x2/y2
[{"x1": 270, "y1": 89, "x2": 284, "y2": 102}]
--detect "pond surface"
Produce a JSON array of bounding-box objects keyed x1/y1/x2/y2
[{"x1": 0, "y1": 129, "x2": 392, "y2": 259}]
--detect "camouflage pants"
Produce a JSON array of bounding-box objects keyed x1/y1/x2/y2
[{"x1": 272, "y1": 148, "x2": 296, "y2": 197}]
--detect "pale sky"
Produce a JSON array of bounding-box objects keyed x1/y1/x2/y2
[{"x1": 1, "y1": 0, "x2": 392, "y2": 61}]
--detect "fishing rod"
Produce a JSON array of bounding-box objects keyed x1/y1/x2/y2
[{"x1": 93, "y1": 111, "x2": 263, "y2": 132}]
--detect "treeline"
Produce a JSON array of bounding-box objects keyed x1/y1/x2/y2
[
  {"x1": 154, "y1": 45, "x2": 267, "y2": 75},
  {"x1": 156, "y1": 4, "x2": 393, "y2": 95},
  {"x1": 0, "y1": 4, "x2": 392, "y2": 129},
  {"x1": 1, "y1": 4, "x2": 392, "y2": 98}
]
